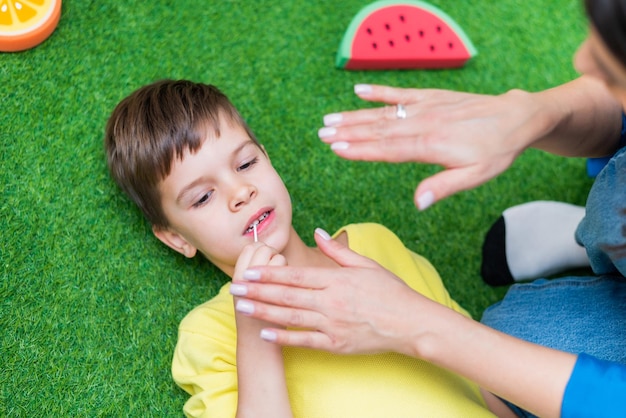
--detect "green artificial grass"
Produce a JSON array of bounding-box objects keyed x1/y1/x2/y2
[{"x1": 1, "y1": 0, "x2": 593, "y2": 415}]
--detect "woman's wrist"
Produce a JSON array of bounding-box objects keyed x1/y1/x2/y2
[
  {"x1": 414, "y1": 311, "x2": 473, "y2": 364},
  {"x1": 406, "y1": 298, "x2": 575, "y2": 418},
  {"x1": 501, "y1": 87, "x2": 560, "y2": 153},
  {"x1": 529, "y1": 76, "x2": 623, "y2": 156},
  {"x1": 397, "y1": 293, "x2": 470, "y2": 362}
]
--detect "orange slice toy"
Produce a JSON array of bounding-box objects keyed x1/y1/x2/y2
[{"x1": 0, "y1": 0, "x2": 61, "y2": 52}]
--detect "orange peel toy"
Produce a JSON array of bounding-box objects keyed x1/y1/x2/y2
[{"x1": 0, "y1": 0, "x2": 62, "y2": 52}]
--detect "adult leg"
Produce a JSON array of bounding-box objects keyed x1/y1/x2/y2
[
  {"x1": 480, "y1": 275, "x2": 626, "y2": 418},
  {"x1": 481, "y1": 201, "x2": 589, "y2": 286}
]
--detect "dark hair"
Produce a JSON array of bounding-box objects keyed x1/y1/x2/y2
[
  {"x1": 104, "y1": 80, "x2": 262, "y2": 228},
  {"x1": 585, "y1": 0, "x2": 626, "y2": 68}
]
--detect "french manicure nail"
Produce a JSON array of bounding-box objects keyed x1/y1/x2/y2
[
  {"x1": 229, "y1": 283, "x2": 248, "y2": 296},
  {"x1": 323, "y1": 113, "x2": 343, "y2": 126},
  {"x1": 243, "y1": 269, "x2": 261, "y2": 280},
  {"x1": 354, "y1": 84, "x2": 372, "y2": 95},
  {"x1": 417, "y1": 190, "x2": 435, "y2": 211},
  {"x1": 318, "y1": 127, "x2": 337, "y2": 139},
  {"x1": 236, "y1": 300, "x2": 255, "y2": 314},
  {"x1": 330, "y1": 141, "x2": 349, "y2": 151},
  {"x1": 315, "y1": 228, "x2": 332, "y2": 241},
  {"x1": 260, "y1": 329, "x2": 277, "y2": 342}
]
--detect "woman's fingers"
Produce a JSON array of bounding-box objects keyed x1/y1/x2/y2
[
  {"x1": 323, "y1": 86, "x2": 471, "y2": 129},
  {"x1": 237, "y1": 293, "x2": 325, "y2": 329},
  {"x1": 328, "y1": 135, "x2": 431, "y2": 162},
  {"x1": 233, "y1": 261, "x2": 424, "y2": 354},
  {"x1": 260, "y1": 328, "x2": 335, "y2": 351},
  {"x1": 414, "y1": 158, "x2": 516, "y2": 208},
  {"x1": 353, "y1": 84, "x2": 435, "y2": 106}
]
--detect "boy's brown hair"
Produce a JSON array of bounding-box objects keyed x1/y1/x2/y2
[{"x1": 104, "y1": 80, "x2": 261, "y2": 228}]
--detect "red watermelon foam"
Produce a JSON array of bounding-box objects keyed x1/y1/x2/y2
[{"x1": 337, "y1": 0, "x2": 477, "y2": 70}]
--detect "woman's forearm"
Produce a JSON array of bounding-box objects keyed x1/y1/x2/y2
[
  {"x1": 521, "y1": 75, "x2": 623, "y2": 157},
  {"x1": 412, "y1": 301, "x2": 577, "y2": 418}
]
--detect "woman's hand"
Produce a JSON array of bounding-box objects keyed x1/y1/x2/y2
[
  {"x1": 318, "y1": 78, "x2": 623, "y2": 209},
  {"x1": 318, "y1": 84, "x2": 541, "y2": 209},
  {"x1": 233, "y1": 231, "x2": 576, "y2": 418},
  {"x1": 231, "y1": 229, "x2": 447, "y2": 357}
]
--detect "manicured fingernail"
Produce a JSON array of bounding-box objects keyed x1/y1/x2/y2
[
  {"x1": 229, "y1": 283, "x2": 248, "y2": 296},
  {"x1": 236, "y1": 300, "x2": 255, "y2": 314},
  {"x1": 323, "y1": 113, "x2": 343, "y2": 126},
  {"x1": 315, "y1": 228, "x2": 331, "y2": 241},
  {"x1": 354, "y1": 84, "x2": 372, "y2": 95},
  {"x1": 416, "y1": 190, "x2": 435, "y2": 210},
  {"x1": 260, "y1": 329, "x2": 277, "y2": 342},
  {"x1": 318, "y1": 127, "x2": 337, "y2": 139},
  {"x1": 330, "y1": 141, "x2": 349, "y2": 150},
  {"x1": 243, "y1": 269, "x2": 261, "y2": 280}
]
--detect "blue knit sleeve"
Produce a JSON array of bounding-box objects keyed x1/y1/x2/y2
[{"x1": 561, "y1": 353, "x2": 626, "y2": 417}]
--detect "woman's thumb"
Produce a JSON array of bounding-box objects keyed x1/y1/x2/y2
[{"x1": 314, "y1": 228, "x2": 375, "y2": 268}]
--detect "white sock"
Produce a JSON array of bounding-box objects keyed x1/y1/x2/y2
[{"x1": 482, "y1": 201, "x2": 590, "y2": 285}]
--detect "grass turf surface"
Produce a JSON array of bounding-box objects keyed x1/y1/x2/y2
[{"x1": 1, "y1": 0, "x2": 594, "y2": 415}]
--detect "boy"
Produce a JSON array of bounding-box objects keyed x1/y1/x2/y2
[{"x1": 104, "y1": 80, "x2": 508, "y2": 417}]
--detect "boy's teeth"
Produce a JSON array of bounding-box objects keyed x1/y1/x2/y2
[{"x1": 247, "y1": 211, "x2": 269, "y2": 232}]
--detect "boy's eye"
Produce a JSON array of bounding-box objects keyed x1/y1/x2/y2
[
  {"x1": 193, "y1": 191, "x2": 213, "y2": 208},
  {"x1": 238, "y1": 157, "x2": 258, "y2": 172}
]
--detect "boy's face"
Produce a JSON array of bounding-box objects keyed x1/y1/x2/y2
[{"x1": 153, "y1": 116, "x2": 293, "y2": 276}]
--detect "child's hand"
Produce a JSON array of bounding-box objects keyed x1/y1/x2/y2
[
  {"x1": 232, "y1": 244, "x2": 294, "y2": 418},
  {"x1": 232, "y1": 243, "x2": 286, "y2": 332},
  {"x1": 233, "y1": 242, "x2": 287, "y2": 281}
]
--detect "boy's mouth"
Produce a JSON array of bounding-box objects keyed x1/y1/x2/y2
[{"x1": 244, "y1": 210, "x2": 271, "y2": 235}]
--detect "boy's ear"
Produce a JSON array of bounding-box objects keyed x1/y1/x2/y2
[{"x1": 152, "y1": 226, "x2": 197, "y2": 258}]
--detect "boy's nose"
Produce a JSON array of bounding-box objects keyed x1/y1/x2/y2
[{"x1": 230, "y1": 183, "x2": 256, "y2": 211}]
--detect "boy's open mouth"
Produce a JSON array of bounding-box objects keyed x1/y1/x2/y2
[{"x1": 244, "y1": 211, "x2": 270, "y2": 234}]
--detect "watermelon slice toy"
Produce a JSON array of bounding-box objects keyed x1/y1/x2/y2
[{"x1": 337, "y1": 0, "x2": 477, "y2": 70}]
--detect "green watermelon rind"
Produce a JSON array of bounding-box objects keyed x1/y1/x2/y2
[{"x1": 336, "y1": 0, "x2": 478, "y2": 69}]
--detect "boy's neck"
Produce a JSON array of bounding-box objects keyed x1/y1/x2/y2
[{"x1": 280, "y1": 227, "x2": 341, "y2": 269}]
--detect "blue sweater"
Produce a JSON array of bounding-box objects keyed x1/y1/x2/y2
[{"x1": 562, "y1": 354, "x2": 626, "y2": 417}]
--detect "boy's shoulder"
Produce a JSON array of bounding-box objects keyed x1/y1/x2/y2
[
  {"x1": 336, "y1": 222, "x2": 398, "y2": 240},
  {"x1": 336, "y1": 222, "x2": 417, "y2": 269},
  {"x1": 337, "y1": 222, "x2": 405, "y2": 251},
  {"x1": 178, "y1": 282, "x2": 234, "y2": 334}
]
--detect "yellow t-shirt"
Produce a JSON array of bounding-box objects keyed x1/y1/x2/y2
[{"x1": 172, "y1": 223, "x2": 495, "y2": 418}]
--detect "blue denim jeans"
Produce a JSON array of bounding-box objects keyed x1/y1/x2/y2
[
  {"x1": 481, "y1": 276, "x2": 626, "y2": 418},
  {"x1": 480, "y1": 145, "x2": 626, "y2": 417}
]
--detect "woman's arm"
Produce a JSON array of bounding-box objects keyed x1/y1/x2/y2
[
  {"x1": 413, "y1": 299, "x2": 576, "y2": 418},
  {"x1": 232, "y1": 231, "x2": 576, "y2": 418},
  {"x1": 530, "y1": 76, "x2": 622, "y2": 156},
  {"x1": 319, "y1": 76, "x2": 623, "y2": 207}
]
